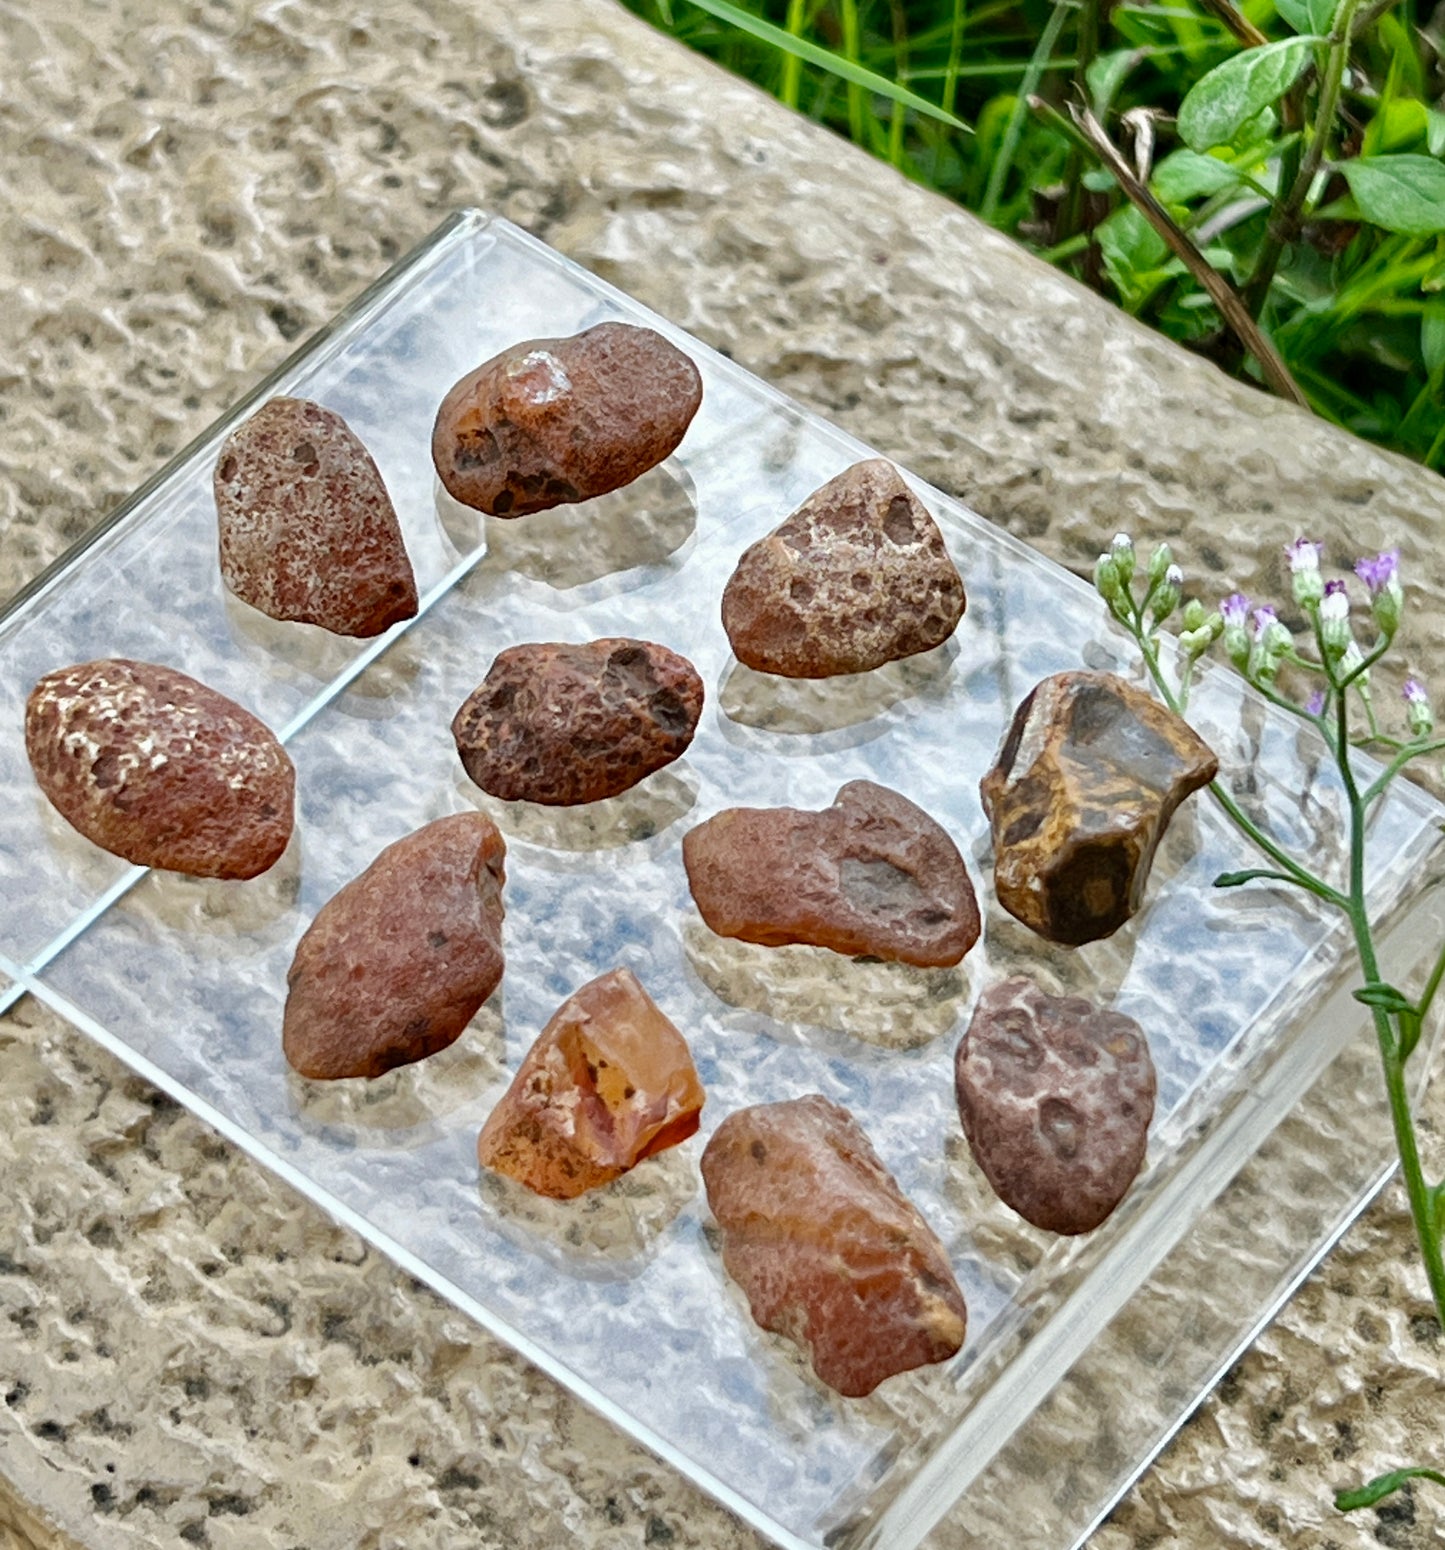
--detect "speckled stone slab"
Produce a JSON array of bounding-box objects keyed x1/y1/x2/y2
[{"x1": 2, "y1": 1, "x2": 1444, "y2": 1549}]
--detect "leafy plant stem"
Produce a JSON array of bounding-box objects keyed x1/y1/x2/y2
[
  {"x1": 1330, "y1": 653, "x2": 1445, "y2": 1326},
  {"x1": 1058, "y1": 0, "x2": 1103, "y2": 242},
  {"x1": 980, "y1": 0, "x2": 1074, "y2": 224},
  {"x1": 1363, "y1": 737, "x2": 1445, "y2": 804},
  {"x1": 1067, "y1": 103, "x2": 1310, "y2": 405},
  {"x1": 1132, "y1": 625, "x2": 1345, "y2": 903},
  {"x1": 1128, "y1": 593, "x2": 1445, "y2": 1328},
  {"x1": 1352, "y1": 923, "x2": 1445, "y2": 1328},
  {"x1": 1415, "y1": 934, "x2": 1445, "y2": 1026},
  {"x1": 1248, "y1": 0, "x2": 1368, "y2": 308},
  {"x1": 1242, "y1": 96, "x2": 1306, "y2": 316}
]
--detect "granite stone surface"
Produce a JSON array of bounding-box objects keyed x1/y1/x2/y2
[{"x1": 2, "y1": 0, "x2": 1443, "y2": 1547}]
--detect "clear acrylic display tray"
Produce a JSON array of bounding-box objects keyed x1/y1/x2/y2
[{"x1": 1, "y1": 209, "x2": 1442, "y2": 1550}]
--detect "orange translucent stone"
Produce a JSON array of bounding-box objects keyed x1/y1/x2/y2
[{"x1": 477, "y1": 968, "x2": 705, "y2": 1199}]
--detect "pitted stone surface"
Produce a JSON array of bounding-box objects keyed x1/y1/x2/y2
[
  {"x1": 25, "y1": 659, "x2": 294, "y2": 880},
  {"x1": 955, "y1": 977, "x2": 1156, "y2": 1235},
  {"x1": 453, "y1": 638, "x2": 703, "y2": 806},
  {"x1": 432, "y1": 323, "x2": 702, "y2": 516},
  {"x1": 3, "y1": 0, "x2": 1444, "y2": 1546},
  {"x1": 215, "y1": 396, "x2": 418, "y2": 638},
  {"x1": 721, "y1": 459, "x2": 965, "y2": 678}
]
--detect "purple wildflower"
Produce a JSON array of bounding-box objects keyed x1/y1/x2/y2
[
  {"x1": 1353, "y1": 549, "x2": 1399, "y2": 595},
  {"x1": 1305, "y1": 690, "x2": 1326, "y2": 717},
  {"x1": 1252, "y1": 605, "x2": 1278, "y2": 639},
  {"x1": 1354, "y1": 549, "x2": 1404, "y2": 635},
  {"x1": 1220, "y1": 593, "x2": 1251, "y2": 629},
  {"x1": 1403, "y1": 678, "x2": 1433, "y2": 737}
]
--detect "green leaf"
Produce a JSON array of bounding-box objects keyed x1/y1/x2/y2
[
  {"x1": 1364, "y1": 99, "x2": 1429, "y2": 156},
  {"x1": 1087, "y1": 47, "x2": 1142, "y2": 115},
  {"x1": 1097, "y1": 206, "x2": 1170, "y2": 308},
  {"x1": 1339, "y1": 156, "x2": 1445, "y2": 236},
  {"x1": 1275, "y1": 0, "x2": 1337, "y2": 34},
  {"x1": 1177, "y1": 38, "x2": 1319, "y2": 153},
  {"x1": 1336, "y1": 1466, "x2": 1445, "y2": 1512},
  {"x1": 1352, "y1": 982, "x2": 1416, "y2": 1015},
  {"x1": 675, "y1": 0, "x2": 971, "y2": 132},
  {"x1": 1152, "y1": 148, "x2": 1244, "y2": 202},
  {"x1": 1214, "y1": 868, "x2": 1297, "y2": 888},
  {"x1": 1429, "y1": 110, "x2": 1445, "y2": 158},
  {"x1": 1423, "y1": 297, "x2": 1445, "y2": 376}
]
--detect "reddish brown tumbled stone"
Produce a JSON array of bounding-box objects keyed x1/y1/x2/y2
[
  {"x1": 702, "y1": 1095, "x2": 967, "y2": 1397},
  {"x1": 452, "y1": 638, "x2": 704, "y2": 806},
  {"x1": 25, "y1": 658, "x2": 294, "y2": 879},
  {"x1": 477, "y1": 968, "x2": 705, "y2": 1200},
  {"x1": 682, "y1": 779, "x2": 980, "y2": 968},
  {"x1": 283, "y1": 813, "x2": 506, "y2": 1080},
  {"x1": 431, "y1": 322, "x2": 703, "y2": 518},
  {"x1": 721, "y1": 459, "x2": 966, "y2": 678},
  {"x1": 980, "y1": 671, "x2": 1218, "y2": 945},
  {"x1": 955, "y1": 978, "x2": 1156, "y2": 1235},
  {"x1": 215, "y1": 396, "x2": 418, "y2": 638}
]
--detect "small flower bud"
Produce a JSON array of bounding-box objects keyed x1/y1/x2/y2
[
  {"x1": 1180, "y1": 627, "x2": 1212, "y2": 659},
  {"x1": 1220, "y1": 593, "x2": 1252, "y2": 670},
  {"x1": 1150, "y1": 563, "x2": 1183, "y2": 624},
  {"x1": 1354, "y1": 549, "x2": 1402, "y2": 637},
  {"x1": 1305, "y1": 689, "x2": 1326, "y2": 718},
  {"x1": 1182, "y1": 598, "x2": 1206, "y2": 633},
  {"x1": 1249, "y1": 605, "x2": 1291, "y2": 684},
  {"x1": 1148, "y1": 542, "x2": 1174, "y2": 585},
  {"x1": 1286, "y1": 538, "x2": 1324, "y2": 608},
  {"x1": 1340, "y1": 639, "x2": 1371, "y2": 696},
  {"x1": 1319, "y1": 580, "x2": 1352, "y2": 659},
  {"x1": 1404, "y1": 678, "x2": 1434, "y2": 738},
  {"x1": 1094, "y1": 552, "x2": 1123, "y2": 604},
  {"x1": 1110, "y1": 533, "x2": 1136, "y2": 583}
]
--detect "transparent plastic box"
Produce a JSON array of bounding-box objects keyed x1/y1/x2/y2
[{"x1": 1, "y1": 210, "x2": 1441, "y2": 1550}]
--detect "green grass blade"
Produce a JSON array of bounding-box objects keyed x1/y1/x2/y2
[
  {"x1": 944, "y1": 0, "x2": 968, "y2": 114},
  {"x1": 673, "y1": 0, "x2": 972, "y2": 131},
  {"x1": 840, "y1": 0, "x2": 866, "y2": 143},
  {"x1": 980, "y1": 0, "x2": 1074, "y2": 221},
  {"x1": 781, "y1": 0, "x2": 806, "y2": 108}
]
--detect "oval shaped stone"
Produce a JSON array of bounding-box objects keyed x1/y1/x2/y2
[
  {"x1": 477, "y1": 967, "x2": 705, "y2": 1200},
  {"x1": 702, "y1": 1095, "x2": 967, "y2": 1397},
  {"x1": 431, "y1": 322, "x2": 703, "y2": 517},
  {"x1": 721, "y1": 459, "x2": 966, "y2": 678},
  {"x1": 215, "y1": 396, "x2": 418, "y2": 638},
  {"x1": 682, "y1": 779, "x2": 980, "y2": 967},
  {"x1": 283, "y1": 813, "x2": 506, "y2": 1080},
  {"x1": 979, "y1": 671, "x2": 1218, "y2": 945},
  {"x1": 452, "y1": 638, "x2": 704, "y2": 806},
  {"x1": 25, "y1": 658, "x2": 294, "y2": 879},
  {"x1": 955, "y1": 977, "x2": 1156, "y2": 1235}
]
